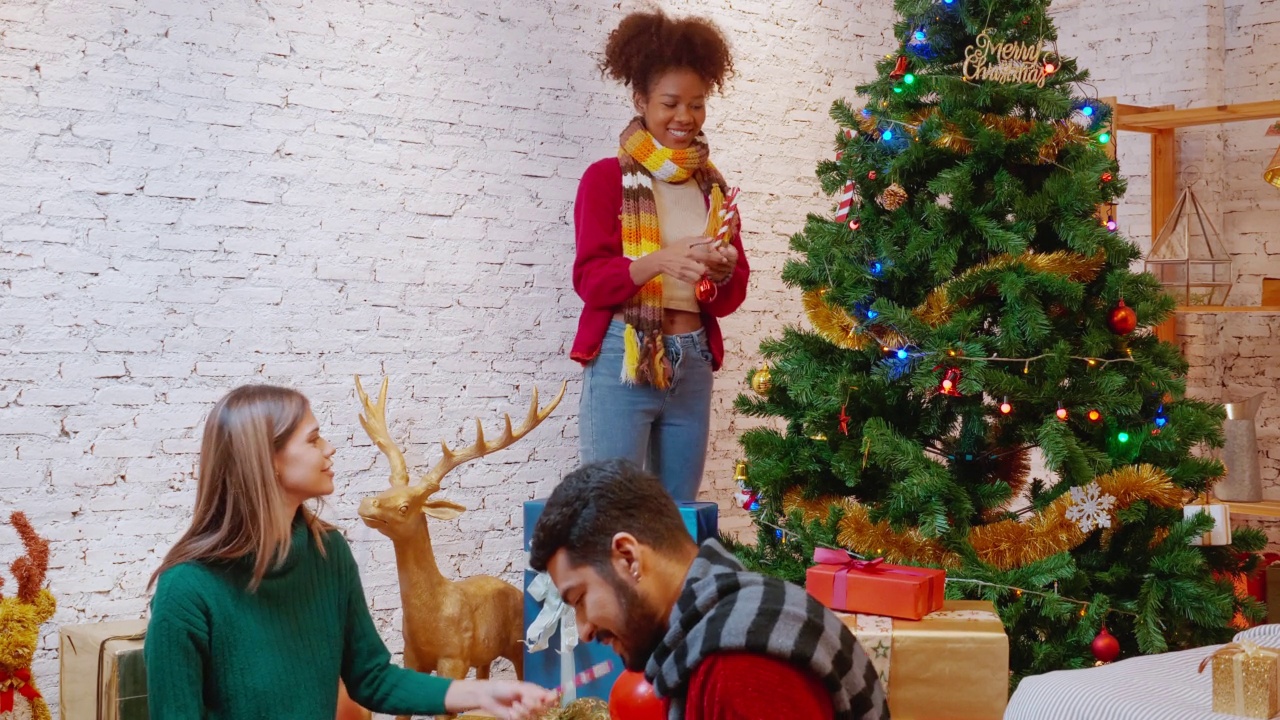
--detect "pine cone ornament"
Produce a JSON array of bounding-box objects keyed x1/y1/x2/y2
[{"x1": 877, "y1": 182, "x2": 908, "y2": 210}]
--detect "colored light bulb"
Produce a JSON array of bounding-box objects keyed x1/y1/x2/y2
[
  {"x1": 999, "y1": 400, "x2": 1013, "y2": 415},
  {"x1": 904, "y1": 73, "x2": 916, "y2": 84},
  {"x1": 867, "y1": 309, "x2": 879, "y2": 319},
  {"x1": 1117, "y1": 432, "x2": 1130, "y2": 443},
  {"x1": 850, "y1": 219, "x2": 862, "y2": 230},
  {"x1": 942, "y1": 379, "x2": 954, "y2": 391},
  {"x1": 870, "y1": 261, "x2": 883, "y2": 275},
  {"x1": 1082, "y1": 106, "x2": 1094, "y2": 117},
  {"x1": 1098, "y1": 132, "x2": 1111, "y2": 144},
  {"x1": 1056, "y1": 407, "x2": 1068, "y2": 421},
  {"x1": 1106, "y1": 217, "x2": 1118, "y2": 232},
  {"x1": 1087, "y1": 409, "x2": 1102, "y2": 422},
  {"x1": 896, "y1": 349, "x2": 909, "y2": 360},
  {"x1": 914, "y1": 30, "x2": 926, "y2": 41},
  {"x1": 883, "y1": 129, "x2": 894, "y2": 141},
  {"x1": 1043, "y1": 62, "x2": 1057, "y2": 74}
]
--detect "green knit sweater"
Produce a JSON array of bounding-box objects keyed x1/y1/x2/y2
[{"x1": 145, "y1": 516, "x2": 451, "y2": 718}]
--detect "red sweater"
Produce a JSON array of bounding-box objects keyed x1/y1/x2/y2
[
  {"x1": 685, "y1": 651, "x2": 836, "y2": 720},
  {"x1": 570, "y1": 158, "x2": 750, "y2": 370}
]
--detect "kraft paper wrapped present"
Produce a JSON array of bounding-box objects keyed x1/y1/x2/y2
[
  {"x1": 1198, "y1": 640, "x2": 1280, "y2": 718},
  {"x1": 59, "y1": 618, "x2": 148, "y2": 720},
  {"x1": 806, "y1": 548, "x2": 946, "y2": 620},
  {"x1": 522, "y1": 570, "x2": 621, "y2": 704},
  {"x1": 837, "y1": 600, "x2": 1009, "y2": 720}
]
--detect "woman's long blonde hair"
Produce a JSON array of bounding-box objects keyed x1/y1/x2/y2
[{"x1": 150, "y1": 385, "x2": 332, "y2": 592}]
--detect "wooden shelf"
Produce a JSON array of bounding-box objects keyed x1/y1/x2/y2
[
  {"x1": 1223, "y1": 500, "x2": 1280, "y2": 519},
  {"x1": 1113, "y1": 100, "x2": 1280, "y2": 132}
]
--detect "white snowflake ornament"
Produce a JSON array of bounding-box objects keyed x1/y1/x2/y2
[{"x1": 1065, "y1": 482, "x2": 1117, "y2": 533}]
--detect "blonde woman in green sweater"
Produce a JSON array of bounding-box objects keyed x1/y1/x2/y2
[{"x1": 145, "y1": 385, "x2": 557, "y2": 719}]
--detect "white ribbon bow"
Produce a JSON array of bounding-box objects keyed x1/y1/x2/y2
[{"x1": 525, "y1": 571, "x2": 579, "y2": 704}]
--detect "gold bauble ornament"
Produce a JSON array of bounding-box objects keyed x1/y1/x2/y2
[
  {"x1": 1265, "y1": 144, "x2": 1280, "y2": 190},
  {"x1": 750, "y1": 365, "x2": 773, "y2": 394},
  {"x1": 876, "y1": 182, "x2": 908, "y2": 210}
]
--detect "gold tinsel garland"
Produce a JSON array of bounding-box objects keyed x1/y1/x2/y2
[
  {"x1": 803, "y1": 251, "x2": 1105, "y2": 348},
  {"x1": 785, "y1": 464, "x2": 1182, "y2": 571},
  {"x1": 536, "y1": 698, "x2": 610, "y2": 720},
  {"x1": 915, "y1": 250, "x2": 1106, "y2": 327},
  {"x1": 801, "y1": 289, "x2": 907, "y2": 351}
]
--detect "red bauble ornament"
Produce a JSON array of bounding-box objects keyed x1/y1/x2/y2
[
  {"x1": 1092, "y1": 626, "x2": 1120, "y2": 663},
  {"x1": 1108, "y1": 299, "x2": 1138, "y2": 335},
  {"x1": 610, "y1": 670, "x2": 667, "y2": 720},
  {"x1": 694, "y1": 277, "x2": 718, "y2": 303},
  {"x1": 867, "y1": 170, "x2": 878, "y2": 181}
]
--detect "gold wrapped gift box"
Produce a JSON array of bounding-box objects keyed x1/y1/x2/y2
[
  {"x1": 837, "y1": 599, "x2": 1009, "y2": 720},
  {"x1": 59, "y1": 619, "x2": 148, "y2": 720},
  {"x1": 1199, "y1": 641, "x2": 1280, "y2": 719}
]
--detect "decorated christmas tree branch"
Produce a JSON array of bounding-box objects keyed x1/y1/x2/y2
[{"x1": 785, "y1": 464, "x2": 1184, "y2": 570}]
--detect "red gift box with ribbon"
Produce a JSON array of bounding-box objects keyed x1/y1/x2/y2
[{"x1": 805, "y1": 548, "x2": 946, "y2": 620}]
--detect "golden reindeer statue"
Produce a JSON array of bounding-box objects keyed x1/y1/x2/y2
[{"x1": 353, "y1": 375, "x2": 566, "y2": 718}]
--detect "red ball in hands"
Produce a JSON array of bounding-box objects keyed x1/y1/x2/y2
[
  {"x1": 1108, "y1": 299, "x2": 1138, "y2": 335},
  {"x1": 1092, "y1": 627, "x2": 1121, "y2": 663},
  {"x1": 609, "y1": 670, "x2": 667, "y2": 720},
  {"x1": 695, "y1": 277, "x2": 718, "y2": 303}
]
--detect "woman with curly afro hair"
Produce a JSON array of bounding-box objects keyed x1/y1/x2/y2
[{"x1": 568, "y1": 9, "x2": 750, "y2": 503}]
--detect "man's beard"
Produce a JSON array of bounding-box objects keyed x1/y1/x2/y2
[{"x1": 602, "y1": 569, "x2": 669, "y2": 672}]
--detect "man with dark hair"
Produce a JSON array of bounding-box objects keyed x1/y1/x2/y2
[{"x1": 529, "y1": 459, "x2": 888, "y2": 720}]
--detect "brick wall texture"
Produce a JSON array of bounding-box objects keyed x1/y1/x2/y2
[{"x1": 1, "y1": 0, "x2": 1278, "y2": 712}]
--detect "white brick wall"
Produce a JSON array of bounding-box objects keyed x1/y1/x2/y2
[
  {"x1": 1, "y1": 0, "x2": 1277, "y2": 714},
  {"x1": 0, "y1": 0, "x2": 900, "y2": 711}
]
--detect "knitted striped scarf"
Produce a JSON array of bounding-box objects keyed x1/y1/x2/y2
[
  {"x1": 646, "y1": 540, "x2": 888, "y2": 720},
  {"x1": 617, "y1": 117, "x2": 730, "y2": 388}
]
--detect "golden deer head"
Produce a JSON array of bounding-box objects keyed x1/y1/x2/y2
[{"x1": 353, "y1": 375, "x2": 565, "y2": 541}]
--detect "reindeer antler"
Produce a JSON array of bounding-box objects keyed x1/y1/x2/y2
[
  {"x1": 418, "y1": 380, "x2": 567, "y2": 493},
  {"x1": 8, "y1": 511, "x2": 49, "y2": 605},
  {"x1": 355, "y1": 375, "x2": 411, "y2": 487}
]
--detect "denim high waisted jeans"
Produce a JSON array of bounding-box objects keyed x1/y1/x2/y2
[{"x1": 579, "y1": 320, "x2": 714, "y2": 502}]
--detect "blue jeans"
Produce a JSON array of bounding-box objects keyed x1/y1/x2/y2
[{"x1": 579, "y1": 321, "x2": 714, "y2": 502}]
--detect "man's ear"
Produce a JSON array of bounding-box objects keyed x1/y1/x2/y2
[{"x1": 611, "y1": 532, "x2": 643, "y2": 582}]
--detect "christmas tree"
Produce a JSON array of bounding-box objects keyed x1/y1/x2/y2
[{"x1": 729, "y1": 0, "x2": 1265, "y2": 682}]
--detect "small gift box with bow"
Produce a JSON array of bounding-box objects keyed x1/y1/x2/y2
[
  {"x1": 1199, "y1": 640, "x2": 1280, "y2": 718},
  {"x1": 805, "y1": 548, "x2": 946, "y2": 620},
  {"x1": 1185, "y1": 492, "x2": 1232, "y2": 546}
]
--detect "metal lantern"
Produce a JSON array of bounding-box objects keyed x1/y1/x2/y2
[{"x1": 1144, "y1": 185, "x2": 1232, "y2": 306}]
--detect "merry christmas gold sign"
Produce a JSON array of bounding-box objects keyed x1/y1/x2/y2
[{"x1": 963, "y1": 30, "x2": 1050, "y2": 87}]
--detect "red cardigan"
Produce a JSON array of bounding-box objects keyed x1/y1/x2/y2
[
  {"x1": 685, "y1": 651, "x2": 836, "y2": 720},
  {"x1": 570, "y1": 158, "x2": 750, "y2": 370}
]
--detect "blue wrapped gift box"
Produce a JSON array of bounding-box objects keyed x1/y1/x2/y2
[
  {"x1": 523, "y1": 499, "x2": 719, "y2": 551},
  {"x1": 522, "y1": 569, "x2": 623, "y2": 700},
  {"x1": 521, "y1": 498, "x2": 719, "y2": 699}
]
